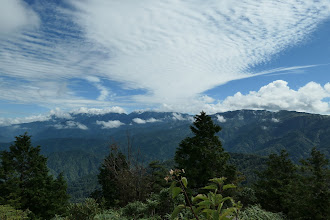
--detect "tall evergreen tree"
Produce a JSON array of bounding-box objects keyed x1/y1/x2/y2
[
  {"x1": 0, "y1": 133, "x2": 70, "y2": 219},
  {"x1": 254, "y1": 150, "x2": 297, "y2": 214},
  {"x1": 95, "y1": 144, "x2": 150, "y2": 207},
  {"x1": 174, "y1": 111, "x2": 237, "y2": 189}
]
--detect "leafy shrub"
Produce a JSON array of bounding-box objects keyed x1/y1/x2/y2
[
  {"x1": 239, "y1": 205, "x2": 285, "y2": 220},
  {"x1": 236, "y1": 187, "x2": 258, "y2": 206},
  {"x1": 168, "y1": 169, "x2": 242, "y2": 220},
  {"x1": 122, "y1": 201, "x2": 148, "y2": 219},
  {"x1": 94, "y1": 209, "x2": 128, "y2": 220},
  {"x1": 0, "y1": 205, "x2": 30, "y2": 220},
  {"x1": 67, "y1": 198, "x2": 101, "y2": 220}
]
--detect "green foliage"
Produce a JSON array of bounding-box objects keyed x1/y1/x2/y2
[
  {"x1": 287, "y1": 147, "x2": 330, "y2": 219},
  {"x1": 168, "y1": 169, "x2": 241, "y2": 220},
  {"x1": 175, "y1": 112, "x2": 238, "y2": 189},
  {"x1": 95, "y1": 143, "x2": 151, "y2": 207},
  {"x1": 94, "y1": 209, "x2": 128, "y2": 220},
  {"x1": 254, "y1": 147, "x2": 330, "y2": 219},
  {"x1": 228, "y1": 153, "x2": 267, "y2": 186},
  {"x1": 239, "y1": 205, "x2": 285, "y2": 220},
  {"x1": 0, "y1": 133, "x2": 70, "y2": 219},
  {"x1": 94, "y1": 145, "x2": 128, "y2": 207},
  {"x1": 148, "y1": 160, "x2": 169, "y2": 193},
  {"x1": 122, "y1": 201, "x2": 148, "y2": 219},
  {"x1": 0, "y1": 205, "x2": 30, "y2": 220},
  {"x1": 66, "y1": 198, "x2": 101, "y2": 220},
  {"x1": 235, "y1": 187, "x2": 258, "y2": 207},
  {"x1": 254, "y1": 150, "x2": 297, "y2": 214}
]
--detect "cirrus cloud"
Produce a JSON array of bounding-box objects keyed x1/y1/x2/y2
[{"x1": 0, "y1": 0, "x2": 329, "y2": 115}]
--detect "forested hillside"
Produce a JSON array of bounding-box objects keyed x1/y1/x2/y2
[
  {"x1": 1, "y1": 112, "x2": 328, "y2": 219},
  {"x1": 0, "y1": 110, "x2": 329, "y2": 202}
]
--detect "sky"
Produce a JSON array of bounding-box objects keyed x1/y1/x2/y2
[{"x1": 0, "y1": 0, "x2": 330, "y2": 125}]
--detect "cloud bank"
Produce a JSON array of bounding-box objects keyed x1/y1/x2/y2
[
  {"x1": 218, "y1": 80, "x2": 330, "y2": 114},
  {"x1": 162, "y1": 80, "x2": 329, "y2": 114},
  {"x1": 0, "y1": 107, "x2": 126, "y2": 126},
  {"x1": 71, "y1": 107, "x2": 126, "y2": 115}
]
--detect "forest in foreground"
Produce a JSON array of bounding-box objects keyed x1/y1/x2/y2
[{"x1": 0, "y1": 112, "x2": 329, "y2": 219}]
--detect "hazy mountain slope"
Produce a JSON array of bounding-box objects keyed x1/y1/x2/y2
[{"x1": 0, "y1": 110, "x2": 329, "y2": 182}]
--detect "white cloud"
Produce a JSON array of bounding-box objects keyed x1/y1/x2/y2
[
  {"x1": 71, "y1": 107, "x2": 126, "y2": 115},
  {"x1": 159, "y1": 80, "x2": 330, "y2": 115},
  {"x1": 0, "y1": 0, "x2": 329, "y2": 113},
  {"x1": 171, "y1": 113, "x2": 194, "y2": 121},
  {"x1": 85, "y1": 76, "x2": 111, "y2": 101},
  {"x1": 271, "y1": 118, "x2": 280, "y2": 123},
  {"x1": 0, "y1": 107, "x2": 126, "y2": 127},
  {"x1": 96, "y1": 120, "x2": 124, "y2": 129},
  {"x1": 70, "y1": 0, "x2": 330, "y2": 104},
  {"x1": 0, "y1": 0, "x2": 40, "y2": 34},
  {"x1": 132, "y1": 117, "x2": 161, "y2": 124},
  {"x1": 132, "y1": 118, "x2": 146, "y2": 124},
  {"x1": 216, "y1": 115, "x2": 226, "y2": 123},
  {"x1": 50, "y1": 108, "x2": 73, "y2": 119},
  {"x1": 212, "y1": 80, "x2": 330, "y2": 114},
  {"x1": 0, "y1": 114, "x2": 50, "y2": 127},
  {"x1": 54, "y1": 121, "x2": 88, "y2": 130}
]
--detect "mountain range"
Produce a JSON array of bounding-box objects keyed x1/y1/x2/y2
[{"x1": 0, "y1": 109, "x2": 329, "y2": 200}]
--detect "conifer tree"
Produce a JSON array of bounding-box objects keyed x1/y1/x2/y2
[
  {"x1": 174, "y1": 111, "x2": 237, "y2": 189},
  {"x1": 254, "y1": 150, "x2": 297, "y2": 214},
  {"x1": 0, "y1": 133, "x2": 70, "y2": 219},
  {"x1": 95, "y1": 143, "x2": 150, "y2": 207}
]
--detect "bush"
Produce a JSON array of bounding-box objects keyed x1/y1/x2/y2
[
  {"x1": 94, "y1": 209, "x2": 128, "y2": 220},
  {"x1": 67, "y1": 198, "x2": 101, "y2": 220},
  {"x1": 239, "y1": 205, "x2": 285, "y2": 220},
  {"x1": 0, "y1": 205, "x2": 30, "y2": 220},
  {"x1": 122, "y1": 201, "x2": 148, "y2": 219}
]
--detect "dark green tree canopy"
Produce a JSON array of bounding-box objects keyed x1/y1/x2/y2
[
  {"x1": 0, "y1": 133, "x2": 69, "y2": 219},
  {"x1": 174, "y1": 111, "x2": 236, "y2": 188},
  {"x1": 254, "y1": 150, "x2": 297, "y2": 214}
]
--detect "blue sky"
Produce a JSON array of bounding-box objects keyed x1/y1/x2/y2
[{"x1": 0, "y1": 0, "x2": 330, "y2": 124}]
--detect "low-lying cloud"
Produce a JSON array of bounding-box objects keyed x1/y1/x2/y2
[
  {"x1": 54, "y1": 121, "x2": 88, "y2": 130},
  {"x1": 132, "y1": 118, "x2": 161, "y2": 124},
  {"x1": 71, "y1": 107, "x2": 126, "y2": 115},
  {"x1": 96, "y1": 120, "x2": 125, "y2": 129},
  {"x1": 216, "y1": 115, "x2": 226, "y2": 123}
]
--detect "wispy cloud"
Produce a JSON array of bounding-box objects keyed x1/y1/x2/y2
[{"x1": 0, "y1": 0, "x2": 329, "y2": 113}]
